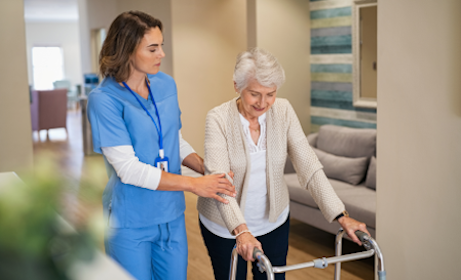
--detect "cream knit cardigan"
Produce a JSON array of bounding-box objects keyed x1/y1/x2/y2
[{"x1": 197, "y1": 97, "x2": 345, "y2": 233}]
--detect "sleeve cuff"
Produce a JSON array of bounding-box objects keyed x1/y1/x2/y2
[{"x1": 144, "y1": 166, "x2": 162, "y2": 190}]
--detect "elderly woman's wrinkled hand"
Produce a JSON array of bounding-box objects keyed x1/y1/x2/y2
[
  {"x1": 337, "y1": 216, "x2": 370, "y2": 246},
  {"x1": 236, "y1": 232, "x2": 262, "y2": 262}
]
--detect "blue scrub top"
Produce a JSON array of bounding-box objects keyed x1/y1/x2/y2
[{"x1": 87, "y1": 72, "x2": 185, "y2": 228}]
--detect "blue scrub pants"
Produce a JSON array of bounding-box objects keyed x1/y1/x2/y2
[{"x1": 105, "y1": 213, "x2": 188, "y2": 280}]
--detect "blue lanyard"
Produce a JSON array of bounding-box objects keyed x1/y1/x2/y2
[{"x1": 122, "y1": 79, "x2": 165, "y2": 157}]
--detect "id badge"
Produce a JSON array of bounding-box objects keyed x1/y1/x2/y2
[{"x1": 155, "y1": 156, "x2": 169, "y2": 172}]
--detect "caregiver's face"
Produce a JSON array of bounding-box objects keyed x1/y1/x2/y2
[
  {"x1": 236, "y1": 78, "x2": 277, "y2": 119},
  {"x1": 131, "y1": 27, "x2": 165, "y2": 75}
]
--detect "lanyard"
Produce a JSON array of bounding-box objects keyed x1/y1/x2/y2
[{"x1": 122, "y1": 79, "x2": 165, "y2": 158}]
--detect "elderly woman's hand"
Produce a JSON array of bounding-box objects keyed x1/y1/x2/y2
[
  {"x1": 337, "y1": 216, "x2": 370, "y2": 246},
  {"x1": 234, "y1": 224, "x2": 262, "y2": 261}
]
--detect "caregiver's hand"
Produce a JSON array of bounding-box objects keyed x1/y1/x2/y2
[{"x1": 191, "y1": 173, "x2": 236, "y2": 204}]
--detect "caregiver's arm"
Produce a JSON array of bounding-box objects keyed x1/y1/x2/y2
[{"x1": 102, "y1": 146, "x2": 235, "y2": 204}]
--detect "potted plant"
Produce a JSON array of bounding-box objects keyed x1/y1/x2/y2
[{"x1": 0, "y1": 155, "x2": 106, "y2": 280}]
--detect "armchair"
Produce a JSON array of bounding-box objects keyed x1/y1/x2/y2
[{"x1": 30, "y1": 89, "x2": 68, "y2": 136}]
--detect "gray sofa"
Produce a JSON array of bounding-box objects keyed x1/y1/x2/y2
[{"x1": 285, "y1": 125, "x2": 377, "y2": 237}]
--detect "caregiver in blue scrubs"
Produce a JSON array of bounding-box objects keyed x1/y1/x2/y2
[{"x1": 87, "y1": 11, "x2": 235, "y2": 280}]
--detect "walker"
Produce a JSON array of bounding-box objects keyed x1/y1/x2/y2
[{"x1": 229, "y1": 229, "x2": 386, "y2": 280}]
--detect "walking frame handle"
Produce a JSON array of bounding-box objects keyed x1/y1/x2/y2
[{"x1": 229, "y1": 230, "x2": 386, "y2": 280}]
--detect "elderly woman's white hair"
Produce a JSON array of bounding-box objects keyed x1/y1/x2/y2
[{"x1": 233, "y1": 47, "x2": 286, "y2": 92}]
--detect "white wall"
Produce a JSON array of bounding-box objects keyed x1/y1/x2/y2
[
  {"x1": 250, "y1": 0, "x2": 311, "y2": 133},
  {"x1": 171, "y1": 0, "x2": 247, "y2": 156},
  {"x1": 25, "y1": 21, "x2": 83, "y2": 89},
  {"x1": 117, "y1": 0, "x2": 173, "y2": 77},
  {"x1": 78, "y1": 0, "x2": 117, "y2": 75},
  {"x1": 377, "y1": 0, "x2": 461, "y2": 279},
  {"x1": 0, "y1": 0, "x2": 33, "y2": 173},
  {"x1": 78, "y1": 0, "x2": 173, "y2": 78},
  {"x1": 77, "y1": 0, "x2": 92, "y2": 74}
]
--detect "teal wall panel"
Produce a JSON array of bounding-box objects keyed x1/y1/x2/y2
[
  {"x1": 311, "y1": 90, "x2": 352, "y2": 102},
  {"x1": 311, "y1": 116, "x2": 377, "y2": 129},
  {"x1": 311, "y1": 26, "x2": 351, "y2": 37},
  {"x1": 311, "y1": 34, "x2": 351, "y2": 47},
  {"x1": 312, "y1": 82, "x2": 352, "y2": 92},
  {"x1": 311, "y1": 45, "x2": 351, "y2": 54},
  {"x1": 311, "y1": 64, "x2": 352, "y2": 73},
  {"x1": 310, "y1": 7, "x2": 351, "y2": 20},
  {"x1": 310, "y1": 1, "x2": 376, "y2": 131},
  {"x1": 311, "y1": 99, "x2": 376, "y2": 112}
]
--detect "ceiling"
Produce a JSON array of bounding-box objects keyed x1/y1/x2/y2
[{"x1": 24, "y1": 0, "x2": 79, "y2": 22}]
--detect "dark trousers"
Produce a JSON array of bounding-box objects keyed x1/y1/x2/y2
[{"x1": 200, "y1": 217, "x2": 290, "y2": 280}]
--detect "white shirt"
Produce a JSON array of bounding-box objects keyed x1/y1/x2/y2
[
  {"x1": 101, "y1": 131, "x2": 196, "y2": 190},
  {"x1": 200, "y1": 113, "x2": 289, "y2": 238}
]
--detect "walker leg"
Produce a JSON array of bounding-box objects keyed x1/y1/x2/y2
[
  {"x1": 334, "y1": 228, "x2": 345, "y2": 280},
  {"x1": 228, "y1": 246, "x2": 275, "y2": 280},
  {"x1": 229, "y1": 246, "x2": 239, "y2": 280}
]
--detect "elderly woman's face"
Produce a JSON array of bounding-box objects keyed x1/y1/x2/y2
[
  {"x1": 236, "y1": 79, "x2": 277, "y2": 119},
  {"x1": 131, "y1": 27, "x2": 165, "y2": 75}
]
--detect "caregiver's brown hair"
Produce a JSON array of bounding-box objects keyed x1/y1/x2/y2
[{"x1": 99, "y1": 11, "x2": 163, "y2": 82}]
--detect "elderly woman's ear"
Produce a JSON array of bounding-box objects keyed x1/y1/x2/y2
[{"x1": 234, "y1": 81, "x2": 239, "y2": 94}]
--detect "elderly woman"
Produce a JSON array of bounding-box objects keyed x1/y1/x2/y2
[{"x1": 197, "y1": 48, "x2": 369, "y2": 280}]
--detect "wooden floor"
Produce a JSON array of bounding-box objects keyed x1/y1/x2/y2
[{"x1": 33, "y1": 109, "x2": 374, "y2": 280}]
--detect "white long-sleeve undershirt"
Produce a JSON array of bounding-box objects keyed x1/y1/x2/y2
[{"x1": 101, "y1": 131, "x2": 196, "y2": 190}]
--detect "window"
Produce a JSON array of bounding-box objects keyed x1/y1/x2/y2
[{"x1": 32, "y1": 46, "x2": 64, "y2": 90}]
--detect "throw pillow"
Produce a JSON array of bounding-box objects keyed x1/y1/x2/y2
[
  {"x1": 313, "y1": 147, "x2": 369, "y2": 185},
  {"x1": 317, "y1": 125, "x2": 376, "y2": 158},
  {"x1": 365, "y1": 156, "x2": 377, "y2": 190}
]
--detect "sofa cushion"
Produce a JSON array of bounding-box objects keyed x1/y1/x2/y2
[
  {"x1": 285, "y1": 174, "x2": 376, "y2": 228},
  {"x1": 313, "y1": 148, "x2": 368, "y2": 185},
  {"x1": 317, "y1": 125, "x2": 376, "y2": 158},
  {"x1": 332, "y1": 179, "x2": 376, "y2": 228},
  {"x1": 284, "y1": 133, "x2": 318, "y2": 174},
  {"x1": 285, "y1": 173, "x2": 318, "y2": 208},
  {"x1": 284, "y1": 156, "x2": 295, "y2": 174},
  {"x1": 307, "y1": 133, "x2": 318, "y2": 148},
  {"x1": 330, "y1": 180, "x2": 376, "y2": 228},
  {"x1": 365, "y1": 156, "x2": 377, "y2": 190}
]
